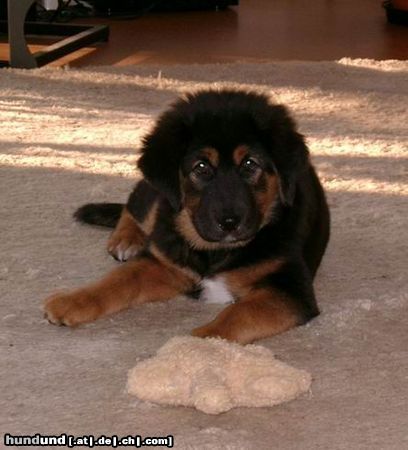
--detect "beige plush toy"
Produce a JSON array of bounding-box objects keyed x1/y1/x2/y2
[{"x1": 127, "y1": 336, "x2": 311, "y2": 415}]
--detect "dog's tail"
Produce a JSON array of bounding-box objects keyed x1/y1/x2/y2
[{"x1": 73, "y1": 203, "x2": 124, "y2": 228}]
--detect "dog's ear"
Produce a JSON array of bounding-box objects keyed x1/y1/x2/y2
[
  {"x1": 138, "y1": 111, "x2": 190, "y2": 211},
  {"x1": 254, "y1": 104, "x2": 309, "y2": 207},
  {"x1": 273, "y1": 130, "x2": 309, "y2": 206}
]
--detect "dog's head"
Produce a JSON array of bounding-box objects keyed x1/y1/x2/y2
[{"x1": 138, "y1": 90, "x2": 309, "y2": 250}]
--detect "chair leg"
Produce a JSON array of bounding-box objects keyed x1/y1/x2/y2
[
  {"x1": 2, "y1": 0, "x2": 109, "y2": 68},
  {"x1": 8, "y1": 0, "x2": 38, "y2": 68}
]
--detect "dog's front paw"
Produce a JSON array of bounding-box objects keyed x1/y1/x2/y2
[
  {"x1": 191, "y1": 323, "x2": 232, "y2": 341},
  {"x1": 108, "y1": 235, "x2": 143, "y2": 261},
  {"x1": 43, "y1": 291, "x2": 101, "y2": 326},
  {"x1": 107, "y1": 233, "x2": 144, "y2": 262}
]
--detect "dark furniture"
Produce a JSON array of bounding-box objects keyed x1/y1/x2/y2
[
  {"x1": 92, "y1": 0, "x2": 239, "y2": 16},
  {"x1": 0, "y1": 0, "x2": 109, "y2": 68}
]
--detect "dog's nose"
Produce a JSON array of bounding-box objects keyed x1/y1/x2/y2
[{"x1": 218, "y1": 215, "x2": 241, "y2": 232}]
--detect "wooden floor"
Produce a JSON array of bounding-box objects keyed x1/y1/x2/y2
[{"x1": 1, "y1": 0, "x2": 407, "y2": 67}]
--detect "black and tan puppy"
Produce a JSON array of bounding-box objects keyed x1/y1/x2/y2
[{"x1": 44, "y1": 90, "x2": 330, "y2": 344}]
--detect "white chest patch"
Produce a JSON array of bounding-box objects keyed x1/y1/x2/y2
[{"x1": 199, "y1": 277, "x2": 235, "y2": 305}]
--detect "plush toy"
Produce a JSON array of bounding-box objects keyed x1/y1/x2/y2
[{"x1": 127, "y1": 336, "x2": 311, "y2": 415}]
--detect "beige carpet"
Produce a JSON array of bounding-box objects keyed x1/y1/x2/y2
[{"x1": 1, "y1": 59, "x2": 407, "y2": 449}]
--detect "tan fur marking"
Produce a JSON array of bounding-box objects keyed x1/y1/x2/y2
[
  {"x1": 139, "y1": 200, "x2": 159, "y2": 235},
  {"x1": 180, "y1": 173, "x2": 201, "y2": 213},
  {"x1": 44, "y1": 257, "x2": 194, "y2": 327},
  {"x1": 201, "y1": 147, "x2": 219, "y2": 167},
  {"x1": 233, "y1": 145, "x2": 249, "y2": 166},
  {"x1": 256, "y1": 174, "x2": 279, "y2": 226},
  {"x1": 192, "y1": 288, "x2": 300, "y2": 344},
  {"x1": 107, "y1": 208, "x2": 146, "y2": 257},
  {"x1": 149, "y1": 244, "x2": 201, "y2": 284},
  {"x1": 221, "y1": 259, "x2": 284, "y2": 297},
  {"x1": 175, "y1": 208, "x2": 250, "y2": 250}
]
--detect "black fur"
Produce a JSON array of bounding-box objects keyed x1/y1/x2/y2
[
  {"x1": 76, "y1": 90, "x2": 330, "y2": 329},
  {"x1": 138, "y1": 91, "x2": 310, "y2": 209},
  {"x1": 126, "y1": 179, "x2": 159, "y2": 223},
  {"x1": 74, "y1": 203, "x2": 123, "y2": 228}
]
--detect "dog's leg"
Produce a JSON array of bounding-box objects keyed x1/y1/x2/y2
[
  {"x1": 107, "y1": 208, "x2": 146, "y2": 261},
  {"x1": 192, "y1": 289, "x2": 309, "y2": 344},
  {"x1": 107, "y1": 179, "x2": 160, "y2": 261},
  {"x1": 192, "y1": 261, "x2": 318, "y2": 344},
  {"x1": 44, "y1": 257, "x2": 194, "y2": 326}
]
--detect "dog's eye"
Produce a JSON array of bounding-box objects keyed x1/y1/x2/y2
[
  {"x1": 240, "y1": 157, "x2": 261, "y2": 178},
  {"x1": 192, "y1": 160, "x2": 214, "y2": 181}
]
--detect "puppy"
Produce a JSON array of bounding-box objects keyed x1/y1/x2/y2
[{"x1": 44, "y1": 90, "x2": 330, "y2": 344}]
